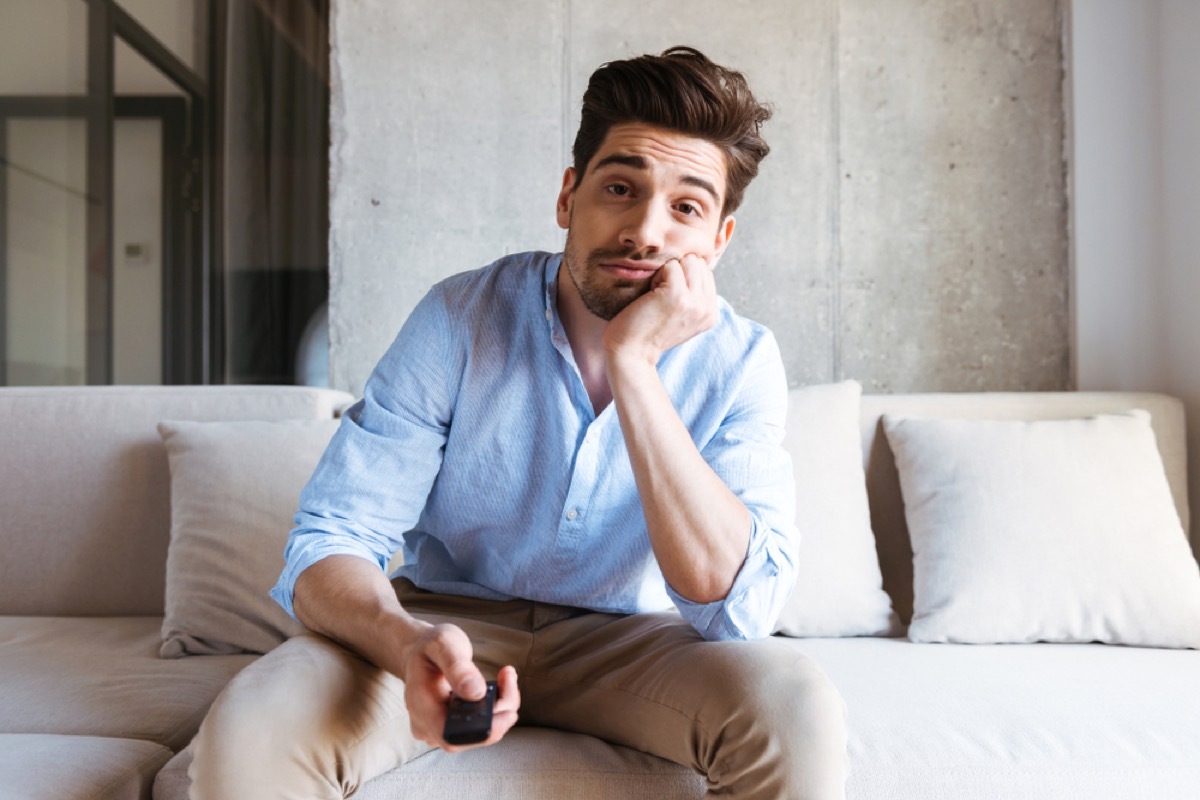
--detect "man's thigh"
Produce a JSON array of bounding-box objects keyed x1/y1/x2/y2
[
  {"x1": 520, "y1": 612, "x2": 848, "y2": 797},
  {"x1": 190, "y1": 586, "x2": 536, "y2": 799},
  {"x1": 189, "y1": 631, "x2": 423, "y2": 799}
]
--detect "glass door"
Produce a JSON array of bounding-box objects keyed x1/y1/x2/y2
[
  {"x1": 3, "y1": 114, "x2": 89, "y2": 385},
  {"x1": 0, "y1": 1, "x2": 91, "y2": 385},
  {"x1": 0, "y1": 0, "x2": 211, "y2": 385}
]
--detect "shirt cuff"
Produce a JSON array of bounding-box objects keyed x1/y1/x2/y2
[{"x1": 664, "y1": 516, "x2": 789, "y2": 641}]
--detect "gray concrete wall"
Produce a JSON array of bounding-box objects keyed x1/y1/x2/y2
[{"x1": 329, "y1": 0, "x2": 1068, "y2": 398}]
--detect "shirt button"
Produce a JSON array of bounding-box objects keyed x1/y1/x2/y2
[{"x1": 566, "y1": 509, "x2": 578, "y2": 520}]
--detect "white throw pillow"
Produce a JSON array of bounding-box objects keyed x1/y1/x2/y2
[
  {"x1": 884, "y1": 411, "x2": 1200, "y2": 648},
  {"x1": 774, "y1": 381, "x2": 898, "y2": 637},
  {"x1": 157, "y1": 418, "x2": 339, "y2": 657}
]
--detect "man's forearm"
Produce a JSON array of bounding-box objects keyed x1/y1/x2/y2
[
  {"x1": 293, "y1": 554, "x2": 432, "y2": 679},
  {"x1": 292, "y1": 554, "x2": 520, "y2": 748},
  {"x1": 607, "y1": 352, "x2": 751, "y2": 603}
]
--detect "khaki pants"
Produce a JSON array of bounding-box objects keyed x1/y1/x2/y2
[{"x1": 189, "y1": 580, "x2": 848, "y2": 799}]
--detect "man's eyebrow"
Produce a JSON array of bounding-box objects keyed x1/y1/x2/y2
[
  {"x1": 681, "y1": 175, "x2": 720, "y2": 205},
  {"x1": 593, "y1": 153, "x2": 647, "y2": 172},
  {"x1": 592, "y1": 153, "x2": 721, "y2": 206}
]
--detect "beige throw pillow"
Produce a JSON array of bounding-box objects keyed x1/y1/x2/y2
[
  {"x1": 774, "y1": 381, "x2": 899, "y2": 637},
  {"x1": 884, "y1": 411, "x2": 1200, "y2": 648},
  {"x1": 157, "y1": 418, "x2": 339, "y2": 657}
]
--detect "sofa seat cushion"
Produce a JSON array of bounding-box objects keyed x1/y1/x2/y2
[
  {"x1": 0, "y1": 733, "x2": 172, "y2": 800},
  {"x1": 785, "y1": 637, "x2": 1200, "y2": 799},
  {"x1": 154, "y1": 727, "x2": 707, "y2": 800},
  {"x1": 153, "y1": 637, "x2": 1200, "y2": 799},
  {"x1": 0, "y1": 617, "x2": 255, "y2": 752}
]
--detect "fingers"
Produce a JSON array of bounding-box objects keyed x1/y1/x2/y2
[
  {"x1": 661, "y1": 254, "x2": 716, "y2": 325},
  {"x1": 656, "y1": 254, "x2": 713, "y2": 297},
  {"x1": 402, "y1": 624, "x2": 478, "y2": 745},
  {"x1": 672, "y1": 252, "x2": 713, "y2": 275},
  {"x1": 431, "y1": 666, "x2": 522, "y2": 754},
  {"x1": 400, "y1": 623, "x2": 521, "y2": 752},
  {"x1": 603, "y1": 253, "x2": 718, "y2": 361},
  {"x1": 494, "y1": 665, "x2": 520, "y2": 715},
  {"x1": 486, "y1": 666, "x2": 521, "y2": 742},
  {"x1": 680, "y1": 251, "x2": 713, "y2": 272},
  {"x1": 425, "y1": 625, "x2": 486, "y2": 700}
]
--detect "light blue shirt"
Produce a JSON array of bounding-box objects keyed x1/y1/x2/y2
[{"x1": 271, "y1": 251, "x2": 798, "y2": 641}]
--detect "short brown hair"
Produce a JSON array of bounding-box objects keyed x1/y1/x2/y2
[{"x1": 572, "y1": 46, "x2": 772, "y2": 219}]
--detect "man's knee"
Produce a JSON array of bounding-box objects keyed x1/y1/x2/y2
[
  {"x1": 198, "y1": 633, "x2": 371, "y2": 742},
  {"x1": 189, "y1": 633, "x2": 414, "y2": 799},
  {"x1": 700, "y1": 641, "x2": 848, "y2": 798},
  {"x1": 714, "y1": 642, "x2": 846, "y2": 739}
]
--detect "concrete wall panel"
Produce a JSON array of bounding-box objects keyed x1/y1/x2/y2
[
  {"x1": 839, "y1": 0, "x2": 1069, "y2": 391},
  {"x1": 329, "y1": 0, "x2": 1070, "y2": 398},
  {"x1": 329, "y1": 0, "x2": 566, "y2": 393}
]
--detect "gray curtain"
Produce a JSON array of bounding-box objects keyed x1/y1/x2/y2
[{"x1": 223, "y1": 0, "x2": 329, "y2": 384}]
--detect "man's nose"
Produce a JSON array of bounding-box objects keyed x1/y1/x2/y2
[{"x1": 619, "y1": 201, "x2": 667, "y2": 255}]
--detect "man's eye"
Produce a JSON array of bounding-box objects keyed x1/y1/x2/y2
[
  {"x1": 606, "y1": 184, "x2": 630, "y2": 196},
  {"x1": 677, "y1": 203, "x2": 698, "y2": 216}
]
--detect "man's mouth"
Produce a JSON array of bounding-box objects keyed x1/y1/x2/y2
[{"x1": 598, "y1": 260, "x2": 660, "y2": 280}]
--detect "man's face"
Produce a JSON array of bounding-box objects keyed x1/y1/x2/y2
[{"x1": 556, "y1": 123, "x2": 736, "y2": 321}]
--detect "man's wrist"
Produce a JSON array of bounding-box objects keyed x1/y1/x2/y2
[
  {"x1": 391, "y1": 615, "x2": 436, "y2": 682},
  {"x1": 604, "y1": 344, "x2": 660, "y2": 381}
]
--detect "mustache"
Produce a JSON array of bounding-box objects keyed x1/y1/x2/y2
[{"x1": 585, "y1": 247, "x2": 679, "y2": 268}]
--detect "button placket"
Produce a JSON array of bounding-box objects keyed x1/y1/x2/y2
[{"x1": 553, "y1": 420, "x2": 604, "y2": 566}]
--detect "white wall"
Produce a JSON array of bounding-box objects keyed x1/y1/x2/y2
[
  {"x1": 1070, "y1": 1, "x2": 1166, "y2": 391},
  {"x1": 1072, "y1": 0, "x2": 1200, "y2": 551},
  {"x1": 1160, "y1": 0, "x2": 1200, "y2": 553}
]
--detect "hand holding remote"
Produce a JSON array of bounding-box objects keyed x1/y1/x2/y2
[{"x1": 397, "y1": 622, "x2": 520, "y2": 751}]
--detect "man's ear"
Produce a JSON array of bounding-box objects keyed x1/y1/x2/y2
[
  {"x1": 711, "y1": 215, "x2": 736, "y2": 265},
  {"x1": 556, "y1": 167, "x2": 576, "y2": 230}
]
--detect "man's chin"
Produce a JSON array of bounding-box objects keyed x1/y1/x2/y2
[{"x1": 581, "y1": 287, "x2": 644, "y2": 321}]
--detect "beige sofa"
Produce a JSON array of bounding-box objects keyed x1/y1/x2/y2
[{"x1": 2, "y1": 384, "x2": 1198, "y2": 799}]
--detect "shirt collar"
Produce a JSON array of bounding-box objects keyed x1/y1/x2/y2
[
  {"x1": 544, "y1": 252, "x2": 565, "y2": 329},
  {"x1": 544, "y1": 252, "x2": 562, "y2": 316},
  {"x1": 543, "y1": 252, "x2": 574, "y2": 354}
]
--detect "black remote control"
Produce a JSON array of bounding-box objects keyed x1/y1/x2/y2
[{"x1": 442, "y1": 680, "x2": 498, "y2": 746}]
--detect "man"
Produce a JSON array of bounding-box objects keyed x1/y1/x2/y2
[{"x1": 190, "y1": 46, "x2": 847, "y2": 799}]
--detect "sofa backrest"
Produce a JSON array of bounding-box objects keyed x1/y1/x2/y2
[
  {"x1": 4, "y1": 386, "x2": 1186, "y2": 623},
  {"x1": 0, "y1": 386, "x2": 353, "y2": 616},
  {"x1": 858, "y1": 391, "x2": 1189, "y2": 623}
]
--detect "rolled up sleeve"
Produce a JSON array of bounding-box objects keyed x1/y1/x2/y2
[
  {"x1": 667, "y1": 332, "x2": 799, "y2": 641},
  {"x1": 270, "y1": 288, "x2": 462, "y2": 620}
]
